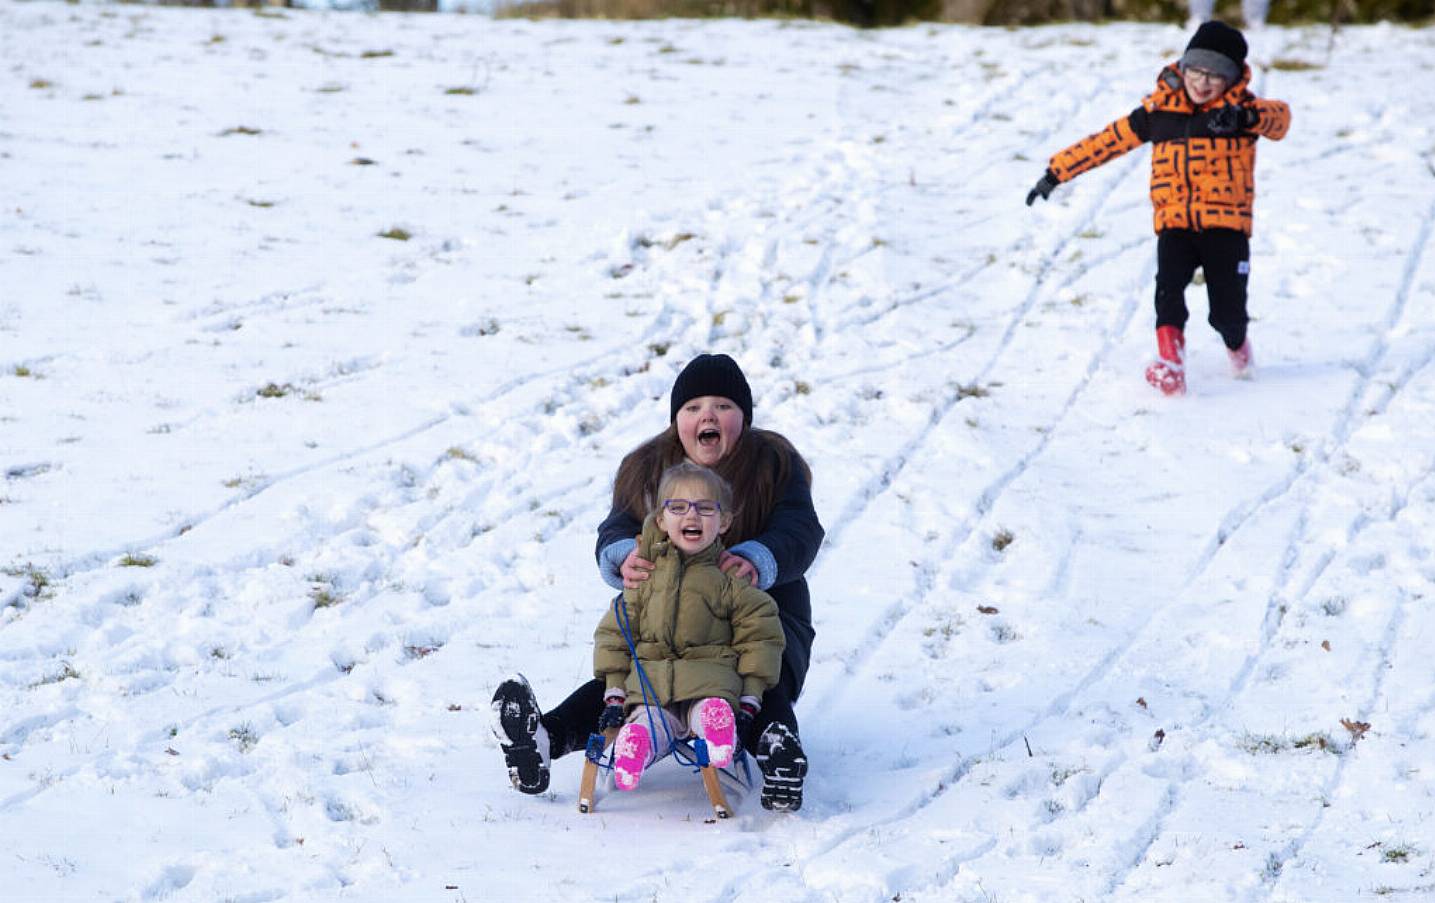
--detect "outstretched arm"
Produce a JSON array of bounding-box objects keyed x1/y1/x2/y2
[
  {"x1": 1027, "y1": 109, "x2": 1148, "y2": 205},
  {"x1": 1049, "y1": 109, "x2": 1149, "y2": 183}
]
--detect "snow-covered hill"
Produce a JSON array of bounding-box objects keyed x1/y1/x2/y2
[{"x1": 3, "y1": 4, "x2": 1433, "y2": 900}]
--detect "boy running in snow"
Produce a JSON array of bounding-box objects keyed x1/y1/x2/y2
[
  {"x1": 1026, "y1": 20, "x2": 1291, "y2": 396},
  {"x1": 592, "y1": 462, "x2": 785, "y2": 792}
]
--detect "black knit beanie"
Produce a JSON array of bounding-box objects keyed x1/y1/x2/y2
[
  {"x1": 669, "y1": 353, "x2": 753, "y2": 425},
  {"x1": 1182, "y1": 20, "x2": 1247, "y2": 84}
]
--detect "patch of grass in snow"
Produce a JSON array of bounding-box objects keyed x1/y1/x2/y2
[
  {"x1": 219, "y1": 125, "x2": 263, "y2": 137},
  {"x1": 310, "y1": 585, "x2": 344, "y2": 609},
  {"x1": 378, "y1": 227, "x2": 412, "y2": 241},
  {"x1": 1372, "y1": 883, "x2": 1435, "y2": 897},
  {"x1": 3, "y1": 563, "x2": 52, "y2": 600},
  {"x1": 29, "y1": 78, "x2": 55, "y2": 90},
  {"x1": 1271, "y1": 58, "x2": 1321, "y2": 72},
  {"x1": 445, "y1": 86, "x2": 479, "y2": 96},
  {"x1": 1051, "y1": 765, "x2": 1088, "y2": 786},
  {"x1": 461, "y1": 318, "x2": 500, "y2": 338},
  {"x1": 29, "y1": 662, "x2": 81, "y2": 689},
  {"x1": 1263, "y1": 852, "x2": 1283, "y2": 881},
  {"x1": 12, "y1": 365, "x2": 36, "y2": 378},
  {"x1": 117, "y1": 552, "x2": 158, "y2": 568},
  {"x1": 256, "y1": 382, "x2": 293, "y2": 399},
  {"x1": 360, "y1": 49, "x2": 395, "y2": 59},
  {"x1": 1381, "y1": 843, "x2": 1419, "y2": 864},
  {"x1": 989, "y1": 623, "x2": 1021, "y2": 644},
  {"x1": 921, "y1": 613, "x2": 964, "y2": 658},
  {"x1": 1238, "y1": 730, "x2": 1341, "y2": 756},
  {"x1": 956, "y1": 383, "x2": 990, "y2": 400},
  {"x1": 991, "y1": 527, "x2": 1015, "y2": 552},
  {"x1": 228, "y1": 724, "x2": 258, "y2": 752}
]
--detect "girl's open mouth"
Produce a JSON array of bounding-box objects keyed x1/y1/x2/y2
[
  {"x1": 697, "y1": 428, "x2": 721, "y2": 447},
  {"x1": 681, "y1": 526, "x2": 704, "y2": 539}
]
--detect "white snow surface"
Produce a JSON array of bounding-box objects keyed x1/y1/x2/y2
[{"x1": 3, "y1": 4, "x2": 1435, "y2": 901}]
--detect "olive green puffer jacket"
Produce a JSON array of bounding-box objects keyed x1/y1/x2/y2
[{"x1": 594, "y1": 515, "x2": 785, "y2": 709}]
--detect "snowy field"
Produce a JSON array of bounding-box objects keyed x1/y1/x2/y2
[{"x1": 3, "y1": 3, "x2": 1435, "y2": 900}]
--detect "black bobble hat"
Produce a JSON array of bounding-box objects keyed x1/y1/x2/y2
[
  {"x1": 669, "y1": 353, "x2": 753, "y2": 425},
  {"x1": 1183, "y1": 20, "x2": 1247, "y2": 84}
]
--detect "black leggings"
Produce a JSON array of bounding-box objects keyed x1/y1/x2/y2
[
  {"x1": 1155, "y1": 228, "x2": 1251, "y2": 350},
  {"x1": 542, "y1": 660, "x2": 804, "y2": 760}
]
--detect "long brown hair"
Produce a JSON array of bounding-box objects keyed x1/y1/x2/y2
[{"x1": 611, "y1": 426, "x2": 812, "y2": 546}]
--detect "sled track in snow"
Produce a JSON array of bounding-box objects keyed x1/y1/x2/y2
[
  {"x1": 1100, "y1": 191, "x2": 1435, "y2": 898},
  {"x1": 1258, "y1": 467, "x2": 1432, "y2": 898},
  {"x1": 782, "y1": 48, "x2": 1435, "y2": 897},
  {"x1": 21, "y1": 228, "x2": 738, "y2": 597},
  {"x1": 815, "y1": 148, "x2": 1150, "y2": 694}
]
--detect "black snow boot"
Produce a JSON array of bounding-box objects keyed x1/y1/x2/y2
[
  {"x1": 756, "y1": 723, "x2": 807, "y2": 812},
  {"x1": 491, "y1": 674, "x2": 550, "y2": 794}
]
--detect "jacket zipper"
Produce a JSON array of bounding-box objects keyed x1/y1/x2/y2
[
  {"x1": 1184, "y1": 112, "x2": 1194, "y2": 229},
  {"x1": 667, "y1": 553, "x2": 685, "y2": 656}
]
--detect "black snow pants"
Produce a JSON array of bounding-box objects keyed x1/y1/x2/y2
[{"x1": 1155, "y1": 227, "x2": 1251, "y2": 351}]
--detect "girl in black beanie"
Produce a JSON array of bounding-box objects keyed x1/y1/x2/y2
[{"x1": 493, "y1": 353, "x2": 824, "y2": 812}]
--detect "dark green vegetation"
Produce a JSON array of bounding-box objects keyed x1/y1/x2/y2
[{"x1": 135, "y1": 0, "x2": 1433, "y2": 26}]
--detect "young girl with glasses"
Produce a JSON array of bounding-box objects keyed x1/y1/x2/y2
[
  {"x1": 1025, "y1": 20, "x2": 1291, "y2": 397},
  {"x1": 590, "y1": 461, "x2": 786, "y2": 793}
]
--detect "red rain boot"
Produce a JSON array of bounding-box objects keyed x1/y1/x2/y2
[
  {"x1": 1228, "y1": 339, "x2": 1253, "y2": 379},
  {"x1": 1144, "y1": 326, "x2": 1186, "y2": 396}
]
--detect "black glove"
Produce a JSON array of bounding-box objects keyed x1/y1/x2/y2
[
  {"x1": 598, "y1": 701, "x2": 625, "y2": 731},
  {"x1": 735, "y1": 702, "x2": 758, "y2": 744},
  {"x1": 1207, "y1": 104, "x2": 1259, "y2": 136},
  {"x1": 1025, "y1": 170, "x2": 1059, "y2": 206}
]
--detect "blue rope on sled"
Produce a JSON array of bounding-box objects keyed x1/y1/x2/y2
[
  {"x1": 612, "y1": 595, "x2": 703, "y2": 772},
  {"x1": 587, "y1": 596, "x2": 753, "y2": 789}
]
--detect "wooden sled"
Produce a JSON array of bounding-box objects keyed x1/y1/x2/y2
[{"x1": 577, "y1": 731, "x2": 751, "y2": 819}]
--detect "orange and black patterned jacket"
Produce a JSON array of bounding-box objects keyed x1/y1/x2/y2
[{"x1": 1048, "y1": 64, "x2": 1290, "y2": 235}]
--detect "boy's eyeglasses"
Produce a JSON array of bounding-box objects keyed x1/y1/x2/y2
[
  {"x1": 1183, "y1": 66, "x2": 1228, "y2": 87},
  {"x1": 662, "y1": 498, "x2": 721, "y2": 517}
]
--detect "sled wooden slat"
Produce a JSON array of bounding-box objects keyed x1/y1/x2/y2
[
  {"x1": 701, "y1": 765, "x2": 731, "y2": 819},
  {"x1": 577, "y1": 728, "x2": 618, "y2": 814}
]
